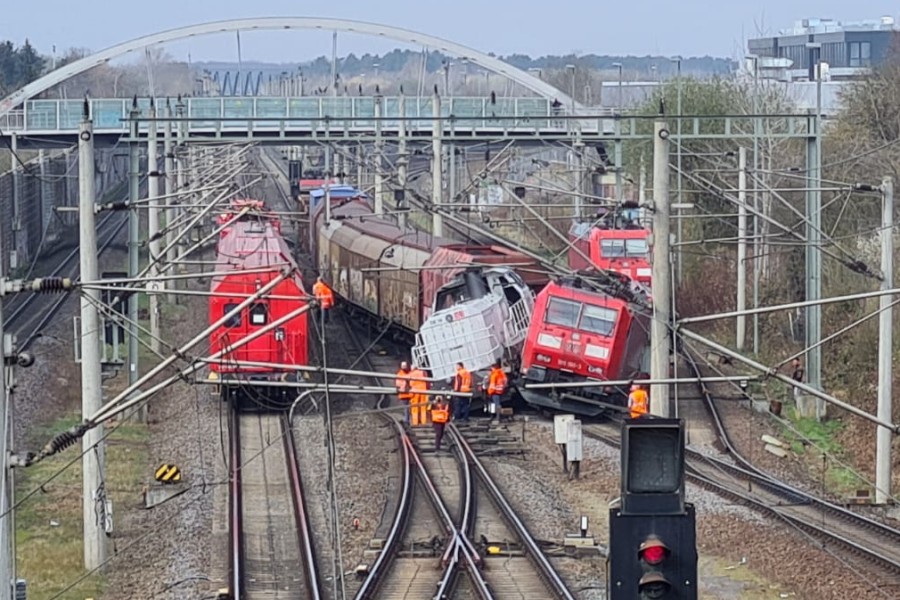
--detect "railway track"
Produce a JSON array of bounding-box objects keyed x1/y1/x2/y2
[
  {"x1": 1, "y1": 177, "x2": 138, "y2": 350},
  {"x1": 333, "y1": 307, "x2": 575, "y2": 600},
  {"x1": 584, "y1": 343, "x2": 900, "y2": 592},
  {"x1": 680, "y1": 346, "x2": 900, "y2": 584},
  {"x1": 228, "y1": 409, "x2": 322, "y2": 600}
]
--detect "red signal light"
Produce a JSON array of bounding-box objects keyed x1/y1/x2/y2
[{"x1": 638, "y1": 536, "x2": 669, "y2": 565}]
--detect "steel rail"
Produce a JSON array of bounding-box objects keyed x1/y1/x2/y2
[
  {"x1": 227, "y1": 405, "x2": 244, "y2": 600},
  {"x1": 352, "y1": 417, "x2": 413, "y2": 600},
  {"x1": 450, "y1": 423, "x2": 577, "y2": 600},
  {"x1": 680, "y1": 345, "x2": 900, "y2": 576},
  {"x1": 280, "y1": 413, "x2": 324, "y2": 599}
]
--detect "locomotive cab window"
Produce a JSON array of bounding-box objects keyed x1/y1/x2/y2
[
  {"x1": 223, "y1": 303, "x2": 241, "y2": 327},
  {"x1": 545, "y1": 297, "x2": 580, "y2": 328},
  {"x1": 249, "y1": 303, "x2": 269, "y2": 326},
  {"x1": 600, "y1": 238, "x2": 648, "y2": 259},
  {"x1": 437, "y1": 284, "x2": 467, "y2": 310},
  {"x1": 500, "y1": 275, "x2": 522, "y2": 305},
  {"x1": 579, "y1": 305, "x2": 617, "y2": 336}
]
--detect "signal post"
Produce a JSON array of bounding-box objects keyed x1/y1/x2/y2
[{"x1": 608, "y1": 419, "x2": 697, "y2": 599}]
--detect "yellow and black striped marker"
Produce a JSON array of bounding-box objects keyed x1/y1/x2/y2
[{"x1": 155, "y1": 464, "x2": 182, "y2": 483}]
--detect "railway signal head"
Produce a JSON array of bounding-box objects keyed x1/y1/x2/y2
[
  {"x1": 608, "y1": 508, "x2": 698, "y2": 600},
  {"x1": 638, "y1": 536, "x2": 672, "y2": 598}
]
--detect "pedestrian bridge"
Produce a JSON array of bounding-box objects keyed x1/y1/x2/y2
[{"x1": 0, "y1": 95, "x2": 602, "y2": 143}]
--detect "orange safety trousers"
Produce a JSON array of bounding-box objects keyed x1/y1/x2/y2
[{"x1": 410, "y1": 395, "x2": 430, "y2": 426}]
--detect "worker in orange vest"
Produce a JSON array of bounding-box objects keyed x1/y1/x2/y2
[
  {"x1": 409, "y1": 367, "x2": 430, "y2": 426},
  {"x1": 312, "y1": 276, "x2": 334, "y2": 323},
  {"x1": 431, "y1": 395, "x2": 451, "y2": 452},
  {"x1": 395, "y1": 361, "x2": 414, "y2": 425},
  {"x1": 486, "y1": 360, "x2": 508, "y2": 422},
  {"x1": 453, "y1": 362, "x2": 473, "y2": 422},
  {"x1": 628, "y1": 384, "x2": 649, "y2": 419}
]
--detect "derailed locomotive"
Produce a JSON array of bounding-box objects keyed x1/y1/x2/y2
[{"x1": 518, "y1": 274, "x2": 651, "y2": 417}]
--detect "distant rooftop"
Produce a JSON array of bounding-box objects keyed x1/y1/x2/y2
[{"x1": 778, "y1": 16, "x2": 897, "y2": 36}]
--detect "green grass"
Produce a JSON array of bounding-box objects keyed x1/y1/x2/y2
[
  {"x1": 15, "y1": 416, "x2": 149, "y2": 599},
  {"x1": 782, "y1": 411, "x2": 866, "y2": 496}
]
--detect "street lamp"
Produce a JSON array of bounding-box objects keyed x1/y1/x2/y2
[
  {"x1": 611, "y1": 62, "x2": 623, "y2": 113},
  {"x1": 565, "y1": 64, "x2": 576, "y2": 113}
]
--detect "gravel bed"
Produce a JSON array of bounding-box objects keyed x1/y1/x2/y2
[
  {"x1": 100, "y1": 277, "x2": 221, "y2": 599},
  {"x1": 494, "y1": 419, "x2": 894, "y2": 599}
]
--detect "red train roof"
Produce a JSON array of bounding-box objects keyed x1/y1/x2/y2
[
  {"x1": 212, "y1": 219, "x2": 300, "y2": 286},
  {"x1": 538, "y1": 279, "x2": 631, "y2": 309}
]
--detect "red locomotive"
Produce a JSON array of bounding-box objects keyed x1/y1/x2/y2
[
  {"x1": 568, "y1": 223, "x2": 652, "y2": 286},
  {"x1": 518, "y1": 275, "x2": 650, "y2": 417},
  {"x1": 208, "y1": 203, "x2": 309, "y2": 408}
]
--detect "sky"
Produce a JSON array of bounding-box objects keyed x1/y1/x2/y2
[{"x1": 1, "y1": 1, "x2": 898, "y2": 64}]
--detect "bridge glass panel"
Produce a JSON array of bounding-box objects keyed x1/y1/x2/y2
[
  {"x1": 60, "y1": 101, "x2": 84, "y2": 130},
  {"x1": 354, "y1": 97, "x2": 375, "y2": 128},
  {"x1": 223, "y1": 98, "x2": 252, "y2": 129},
  {"x1": 383, "y1": 97, "x2": 401, "y2": 128},
  {"x1": 134, "y1": 99, "x2": 154, "y2": 132},
  {"x1": 256, "y1": 98, "x2": 288, "y2": 119},
  {"x1": 288, "y1": 98, "x2": 319, "y2": 128},
  {"x1": 515, "y1": 98, "x2": 549, "y2": 129},
  {"x1": 93, "y1": 100, "x2": 127, "y2": 130},
  {"x1": 321, "y1": 97, "x2": 352, "y2": 130},
  {"x1": 189, "y1": 98, "x2": 222, "y2": 129},
  {"x1": 450, "y1": 98, "x2": 484, "y2": 130},
  {"x1": 25, "y1": 101, "x2": 58, "y2": 131},
  {"x1": 416, "y1": 98, "x2": 433, "y2": 132},
  {"x1": 485, "y1": 98, "x2": 515, "y2": 127}
]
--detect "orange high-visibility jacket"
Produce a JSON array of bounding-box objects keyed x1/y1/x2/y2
[
  {"x1": 431, "y1": 403, "x2": 450, "y2": 424},
  {"x1": 454, "y1": 367, "x2": 472, "y2": 393},
  {"x1": 395, "y1": 370, "x2": 413, "y2": 400},
  {"x1": 628, "y1": 389, "x2": 649, "y2": 418},
  {"x1": 488, "y1": 367, "x2": 507, "y2": 395},
  {"x1": 312, "y1": 280, "x2": 334, "y2": 309},
  {"x1": 410, "y1": 369, "x2": 429, "y2": 392}
]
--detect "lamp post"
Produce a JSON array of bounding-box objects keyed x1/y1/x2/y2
[
  {"x1": 565, "y1": 64, "x2": 576, "y2": 113},
  {"x1": 612, "y1": 62, "x2": 623, "y2": 113}
]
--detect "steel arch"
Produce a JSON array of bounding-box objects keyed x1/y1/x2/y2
[{"x1": 0, "y1": 17, "x2": 574, "y2": 118}]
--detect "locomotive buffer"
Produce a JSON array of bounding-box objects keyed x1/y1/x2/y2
[{"x1": 608, "y1": 419, "x2": 698, "y2": 599}]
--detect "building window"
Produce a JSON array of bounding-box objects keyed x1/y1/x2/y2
[{"x1": 849, "y1": 42, "x2": 871, "y2": 67}]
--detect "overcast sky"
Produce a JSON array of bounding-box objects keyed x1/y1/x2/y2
[{"x1": 2, "y1": 1, "x2": 897, "y2": 63}]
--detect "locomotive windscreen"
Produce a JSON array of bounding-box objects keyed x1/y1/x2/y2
[{"x1": 600, "y1": 238, "x2": 649, "y2": 258}]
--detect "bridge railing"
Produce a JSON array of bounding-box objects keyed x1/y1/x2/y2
[{"x1": 7, "y1": 96, "x2": 585, "y2": 133}]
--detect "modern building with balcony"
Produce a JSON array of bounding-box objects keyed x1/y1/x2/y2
[{"x1": 747, "y1": 16, "x2": 899, "y2": 81}]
